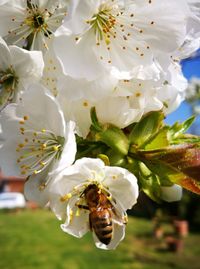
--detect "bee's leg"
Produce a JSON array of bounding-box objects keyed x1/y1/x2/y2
[
  {"x1": 76, "y1": 203, "x2": 89, "y2": 210},
  {"x1": 89, "y1": 214, "x2": 93, "y2": 231}
]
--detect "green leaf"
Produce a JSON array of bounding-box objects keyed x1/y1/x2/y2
[
  {"x1": 144, "y1": 126, "x2": 170, "y2": 150},
  {"x1": 97, "y1": 154, "x2": 110, "y2": 166},
  {"x1": 171, "y1": 134, "x2": 200, "y2": 145},
  {"x1": 90, "y1": 107, "x2": 103, "y2": 132},
  {"x1": 106, "y1": 149, "x2": 127, "y2": 166},
  {"x1": 129, "y1": 111, "x2": 164, "y2": 148},
  {"x1": 169, "y1": 116, "x2": 195, "y2": 140},
  {"x1": 137, "y1": 162, "x2": 162, "y2": 203},
  {"x1": 98, "y1": 125, "x2": 130, "y2": 156},
  {"x1": 139, "y1": 145, "x2": 200, "y2": 195}
]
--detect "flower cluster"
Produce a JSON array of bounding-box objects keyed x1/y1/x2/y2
[{"x1": 0, "y1": 0, "x2": 200, "y2": 250}]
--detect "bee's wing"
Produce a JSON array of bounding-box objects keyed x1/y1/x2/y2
[{"x1": 108, "y1": 200, "x2": 127, "y2": 225}]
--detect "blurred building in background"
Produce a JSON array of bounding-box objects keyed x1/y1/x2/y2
[{"x1": 0, "y1": 170, "x2": 25, "y2": 193}]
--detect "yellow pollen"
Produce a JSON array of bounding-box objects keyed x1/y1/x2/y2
[
  {"x1": 60, "y1": 193, "x2": 72, "y2": 202},
  {"x1": 75, "y1": 208, "x2": 80, "y2": 217},
  {"x1": 69, "y1": 209, "x2": 73, "y2": 222},
  {"x1": 123, "y1": 215, "x2": 128, "y2": 224},
  {"x1": 83, "y1": 101, "x2": 88, "y2": 107},
  {"x1": 107, "y1": 195, "x2": 112, "y2": 201},
  {"x1": 39, "y1": 183, "x2": 46, "y2": 191},
  {"x1": 53, "y1": 145, "x2": 59, "y2": 151},
  {"x1": 40, "y1": 161, "x2": 45, "y2": 167},
  {"x1": 19, "y1": 120, "x2": 25, "y2": 124},
  {"x1": 18, "y1": 143, "x2": 24, "y2": 148},
  {"x1": 136, "y1": 92, "x2": 141, "y2": 97},
  {"x1": 23, "y1": 116, "x2": 28, "y2": 120},
  {"x1": 42, "y1": 129, "x2": 46, "y2": 133}
]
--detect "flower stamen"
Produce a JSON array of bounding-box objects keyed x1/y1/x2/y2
[{"x1": 16, "y1": 117, "x2": 65, "y2": 175}]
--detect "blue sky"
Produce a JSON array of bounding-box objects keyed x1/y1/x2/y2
[{"x1": 165, "y1": 53, "x2": 200, "y2": 126}]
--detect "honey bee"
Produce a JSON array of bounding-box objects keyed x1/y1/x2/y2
[{"x1": 77, "y1": 184, "x2": 124, "y2": 245}]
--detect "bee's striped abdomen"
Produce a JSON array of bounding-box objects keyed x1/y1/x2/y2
[{"x1": 90, "y1": 210, "x2": 112, "y2": 245}]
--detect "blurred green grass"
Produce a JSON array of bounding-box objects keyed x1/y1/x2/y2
[{"x1": 0, "y1": 209, "x2": 199, "y2": 269}]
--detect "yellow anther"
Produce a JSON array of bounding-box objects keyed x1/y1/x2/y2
[
  {"x1": 20, "y1": 127, "x2": 25, "y2": 132},
  {"x1": 83, "y1": 101, "x2": 88, "y2": 107},
  {"x1": 107, "y1": 195, "x2": 112, "y2": 201},
  {"x1": 60, "y1": 193, "x2": 72, "y2": 202},
  {"x1": 34, "y1": 170, "x2": 39, "y2": 174},
  {"x1": 135, "y1": 92, "x2": 141, "y2": 97},
  {"x1": 75, "y1": 208, "x2": 80, "y2": 217},
  {"x1": 40, "y1": 161, "x2": 45, "y2": 167},
  {"x1": 23, "y1": 116, "x2": 28, "y2": 120},
  {"x1": 39, "y1": 183, "x2": 46, "y2": 191},
  {"x1": 97, "y1": 188, "x2": 102, "y2": 194},
  {"x1": 98, "y1": 183, "x2": 103, "y2": 190},
  {"x1": 53, "y1": 145, "x2": 59, "y2": 151},
  {"x1": 41, "y1": 129, "x2": 46, "y2": 133},
  {"x1": 73, "y1": 186, "x2": 78, "y2": 191},
  {"x1": 123, "y1": 215, "x2": 128, "y2": 224},
  {"x1": 18, "y1": 143, "x2": 24, "y2": 148},
  {"x1": 69, "y1": 209, "x2": 73, "y2": 222},
  {"x1": 21, "y1": 171, "x2": 26, "y2": 175},
  {"x1": 42, "y1": 143, "x2": 47, "y2": 149}
]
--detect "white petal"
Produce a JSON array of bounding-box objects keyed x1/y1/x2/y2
[
  {"x1": 61, "y1": 197, "x2": 89, "y2": 238},
  {"x1": 53, "y1": 33, "x2": 105, "y2": 80},
  {"x1": 58, "y1": 96, "x2": 92, "y2": 138},
  {"x1": 0, "y1": 36, "x2": 11, "y2": 69},
  {"x1": 0, "y1": 137, "x2": 22, "y2": 176},
  {"x1": 18, "y1": 83, "x2": 66, "y2": 136},
  {"x1": 95, "y1": 97, "x2": 142, "y2": 128},
  {"x1": 103, "y1": 166, "x2": 139, "y2": 211},
  {"x1": 51, "y1": 121, "x2": 77, "y2": 175},
  {"x1": 24, "y1": 168, "x2": 50, "y2": 206},
  {"x1": 50, "y1": 158, "x2": 105, "y2": 194},
  {"x1": 10, "y1": 46, "x2": 44, "y2": 83},
  {"x1": 131, "y1": 0, "x2": 188, "y2": 52}
]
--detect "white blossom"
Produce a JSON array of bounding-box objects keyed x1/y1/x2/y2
[
  {"x1": 54, "y1": 0, "x2": 190, "y2": 80},
  {"x1": 0, "y1": 36, "x2": 44, "y2": 110},
  {"x1": 0, "y1": 0, "x2": 68, "y2": 51},
  {"x1": 56, "y1": 64, "x2": 187, "y2": 137},
  {"x1": 174, "y1": 0, "x2": 200, "y2": 59},
  {"x1": 42, "y1": 40, "x2": 65, "y2": 97},
  {"x1": 48, "y1": 157, "x2": 139, "y2": 249},
  {"x1": 0, "y1": 83, "x2": 76, "y2": 205}
]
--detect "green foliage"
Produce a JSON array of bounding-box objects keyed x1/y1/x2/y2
[
  {"x1": 169, "y1": 116, "x2": 196, "y2": 142},
  {"x1": 90, "y1": 107, "x2": 130, "y2": 155},
  {"x1": 129, "y1": 111, "x2": 164, "y2": 148},
  {"x1": 77, "y1": 109, "x2": 200, "y2": 200}
]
